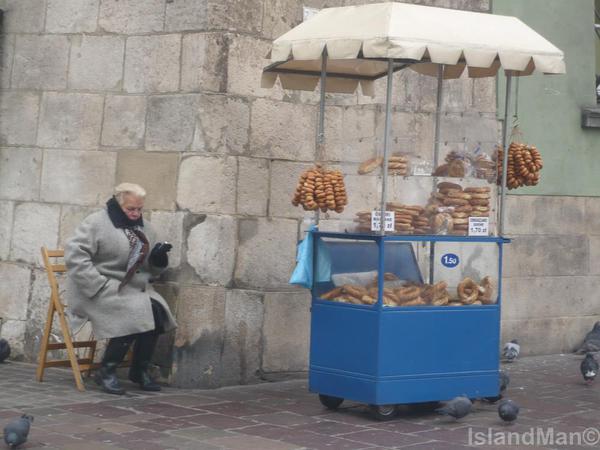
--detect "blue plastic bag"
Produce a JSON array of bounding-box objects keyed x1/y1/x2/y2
[{"x1": 289, "y1": 225, "x2": 331, "y2": 289}]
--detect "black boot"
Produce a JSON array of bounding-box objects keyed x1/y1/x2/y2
[
  {"x1": 95, "y1": 336, "x2": 133, "y2": 395},
  {"x1": 128, "y1": 330, "x2": 161, "y2": 391}
]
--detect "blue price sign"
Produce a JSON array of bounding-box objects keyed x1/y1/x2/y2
[{"x1": 441, "y1": 253, "x2": 459, "y2": 268}]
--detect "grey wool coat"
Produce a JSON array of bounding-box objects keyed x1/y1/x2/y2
[{"x1": 64, "y1": 209, "x2": 177, "y2": 339}]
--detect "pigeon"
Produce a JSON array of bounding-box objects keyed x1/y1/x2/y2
[
  {"x1": 484, "y1": 370, "x2": 510, "y2": 403},
  {"x1": 502, "y1": 339, "x2": 520, "y2": 362},
  {"x1": 3, "y1": 414, "x2": 33, "y2": 449},
  {"x1": 577, "y1": 322, "x2": 600, "y2": 354},
  {"x1": 498, "y1": 399, "x2": 519, "y2": 423},
  {"x1": 0, "y1": 339, "x2": 10, "y2": 363},
  {"x1": 435, "y1": 396, "x2": 472, "y2": 419},
  {"x1": 580, "y1": 352, "x2": 599, "y2": 385}
]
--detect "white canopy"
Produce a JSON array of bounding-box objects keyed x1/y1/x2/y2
[{"x1": 262, "y1": 2, "x2": 565, "y2": 95}]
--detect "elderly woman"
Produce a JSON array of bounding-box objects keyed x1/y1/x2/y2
[{"x1": 65, "y1": 183, "x2": 177, "y2": 395}]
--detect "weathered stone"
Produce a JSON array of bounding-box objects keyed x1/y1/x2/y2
[
  {"x1": 0, "y1": 148, "x2": 42, "y2": 202},
  {"x1": 0, "y1": 201, "x2": 13, "y2": 260},
  {"x1": 41, "y1": 150, "x2": 117, "y2": 206},
  {"x1": 172, "y1": 285, "x2": 226, "y2": 388},
  {"x1": 269, "y1": 161, "x2": 317, "y2": 219},
  {"x1": 590, "y1": 236, "x2": 600, "y2": 276},
  {"x1": 46, "y1": 0, "x2": 99, "y2": 33},
  {"x1": 37, "y1": 93, "x2": 104, "y2": 149},
  {"x1": 59, "y1": 205, "x2": 101, "y2": 248},
  {"x1": 181, "y1": 33, "x2": 227, "y2": 93},
  {"x1": 412, "y1": 112, "x2": 436, "y2": 159},
  {"x1": 261, "y1": 0, "x2": 303, "y2": 39},
  {"x1": 12, "y1": 35, "x2": 69, "y2": 90},
  {"x1": 222, "y1": 289, "x2": 264, "y2": 385},
  {"x1": 101, "y1": 96, "x2": 146, "y2": 148},
  {"x1": 250, "y1": 99, "x2": 316, "y2": 161},
  {"x1": 150, "y1": 211, "x2": 185, "y2": 268},
  {"x1": 442, "y1": 75, "x2": 473, "y2": 112},
  {"x1": 99, "y1": 0, "x2": 165, "y2": 34},
  {"x1": 0, "y1": 320, "x2": 27, "y2": 359},
  {"x1": 504, "y1": 235, "x2": 588, "y2": 278},
  {"x1": 227, "y1": 35, "x2": 278, "y2": 98},
  {"x1": 375, "y1": 110, "x2": 422, "y2": 156},
  {"x1": 116, "y1": 151, "x2": 178, "y2": 210},
  {"x1": 262, "y1": 291, "x2": 310, "y2": 372},
  {"x1": 334, "y1": 172, "x2": 380, "y2": 221},
  {"x1": 460, "y1": 112, "x2": 499, "y2": 144},
  {"x1": 10, "y1": 203, "x2": 60, "y2": 266},
  {"x1": 146, "y1": 95, "x2": 200, "y2": 152},
  {"x1": 505, "y1": 196, "x2": 586, "y2": 236},
  {"x1": 0, "y1": 34, "x2": 14, "y2": 88},
  {"x1": 324, "y1": 106, "x2": 377, "y2": 163},
  {"x1": 0, "y1": 91, "x2": 40, "y2": 146},
  {"x1": 196, "y1": 95, "x2": 250, "y2": 155},
  {"x1": 235, "y1": 218, "x2": 298, "y2": 289},
  {"x1": 585, "y1": 197, "x2": 600, "y2": 235},
  {"x1": 187, "y1": 215, "x2": 236, "y2": 285},
  {"x1": 437, "y1": 113, "x2": 467, "y2": 143},
  {"x1": 237, "y1": 157, "x2": 269, "y2": 216},
  {"x1": 124, "y1": 35, "x2": 181, "y2": 93},
  {"x1": 165, "y1": 0, "x2": 208, "y2": 31},
  {"x1": 208, "y1": 0, "x2": 263, "y2": 34},
  {"x1": 0, "y1": 0, "x2": 45, "y2": 32},
  {"x1": 68, "y1": 35, "x2": 125, "y2": 91},
  {"x1": 473, "y1": 77, "x2": 496, "y2": 113},
  {"x1": 0, "y1": 263, "x2": 31, "y2": 320},
  {"x1": 359, "y1": 68, "x2": 420, "y2": 110},
  {"x1": 177, "y1": 156, "x2": 237, "y2": 214}
]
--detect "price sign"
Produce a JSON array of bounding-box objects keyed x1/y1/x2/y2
[
  {"x1": 371, "y1": 211, "x2": 395, "y2": 232},
  {"x1": 441, "y1": 253, "x2": 460, "y2": 268},
  {"x1": 468, "y1": 217, "x2": 489, "y2": 236}
]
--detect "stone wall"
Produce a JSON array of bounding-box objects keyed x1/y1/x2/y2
[{"x1": 2, "y1": 0, "x2": 589, "y2": 388}]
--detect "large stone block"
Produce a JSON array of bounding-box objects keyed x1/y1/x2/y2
[
  {"x1": 504, "y1": 235, "x2": 588, "y2": 278},
  {"x1": 460, "y1": 112, "x2": 499, "y2": 145},
  {"x1": 269, "y1": 161, "x2": 317, "y2": 219},
  {"x1": 261, "y1": 0, "x2": 303, "y2": 40},
  {"x1": 181, "y1": 33, "x2": 227, "y2": 93},
  {"x1": 0, "y1": 263, "x2": 31, "y2": 320},
  {"x1": 0, "y1": 148, "x2": 42, "y2": 201},
  {"x1": 208, "y1": 0, "x2": 263, "y2": 34},
  {"x1": 262, "y1": 291, "x2": 310, "y2": 372},
  {"x1": 505, "y1": 196, "x2": 586, "y2": 236},
  {"x1": 237, "y1": 157, "x2": 269, "y2": 216},
  {"x1": 335, "y1": 172, "x2": 380, "y2": 221},
  {"x1": 250, "y1": 99, "x2": 316, "y2": 161},
  {"x1": 1, "y1": 34, "x2": 14, "y2": 88},
  {"x1": 187, "y1": 215, "x2": 236, "y2": 285},
  {"x1": 324, "y1": 106, "x2": 377, "y2": 163},
  {"x1": 124, "y1": 35, "x2": 181, "y2": 93},
  {"x1": 227, "y1": 35, "x2": 278, "y2": 98},
  {"x1": 12, "y1": 35, "x2": 69, "y2": 90},
  {"x1": 0, "y1": 91, "x2": 40, "y2": 146},
  {"x1": 37, "y1": 93, "x2": 104, "y2": 149},
  {"x1": 472, "y1": 77, "x2": 496, "y2": 113},
  {"x1": 585, "y1": 197, "x2": 600, "y2": 235},
  {"x1": 145, "y1": 95, "x2": 201, "y2": 152},
  {"x1": 359, "y1": 69, "x2": 420, "y2": 110},
  {"x1": 116, "y1": 150, "x2": 178, "y2": 210},
  {"x1": 101, "y1": 96, "x2": 146, "y2": 148},
  {"x1": 235, "y1": 218, "x2": 298, "y2": 289},
  {"x1": 222, "y1": 289, "x2": 264, "y2": 385},
  {"x1": 0, "y1": 201, "x2": 13, "y2": 260},
  {"x1": 165, "y1": 0, "x2": 208, "y2": 31},
  {"x1": 68, "y1": 35, "x2": 124, "y2": 91},
  {"x1": 375, "y1": 110, "x2": 422, "y2": 156},
  {"x1": 150, "y1": 211, "x2": 185, "y2": 268},
  {"x1": 99, "y1": 0, "x2": 165, "y2": 34},
  {"x1": 46, "y1": 0, "x2": 99, "y2": 33},
  {"x1": 438, "y1": 113, "x2": 467, "y2": 144},
  {"x1": 0, "y1": 320, "x2": 27, "y2": 359},
  {"x1": 10, "y1": 203, "x2": 60, "y2": 266},
  {"x1": 590, "y1": 236, "x2": 600, "y2": 276},
  {"x1": 172, "y1": 285, "x2": 226, "y2": 388},
  {"x1": 41, "y1": 150, "x2": 117, "y2": 206},
  {"x1": 0, "y1": 0, "x2": 45, "y2": 32},
  {"x1": 59, "y1": 205, "x2": 101, "y2": 247},
  {"x1": 177, "y1": 156, "x2": 237, "y2": 214}
]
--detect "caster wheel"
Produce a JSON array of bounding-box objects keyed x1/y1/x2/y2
[
  {"x1": 319, "y1": 394, "x2": 344, "y2": 410},
  {"x1": 369, "y1": 404, "x2": 398, "y2": 421},
  {"x1": 483, "y1": 395, "x2": 502, "y2": 404}
]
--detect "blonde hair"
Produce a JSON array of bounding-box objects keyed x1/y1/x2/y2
[{"x1": 114, "y1": 182, "x2": 146, "y2": 204}]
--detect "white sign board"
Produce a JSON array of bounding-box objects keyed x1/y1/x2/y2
[
  {"x1": 371, "y1": 211, "x2": 395, "y2": 232},
  {"x1": 468, "y1": 217, "x2": 489, "y2": 236}
]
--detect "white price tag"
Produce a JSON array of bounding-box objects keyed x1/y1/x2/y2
[
  {"x1": 468, "y1": 217, "x2": 489, "y2": 236},
  {"x1": 371, "y1": 211, "x2": 395, "y2": 232}
]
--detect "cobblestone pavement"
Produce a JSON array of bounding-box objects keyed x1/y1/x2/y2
[{"x1": 2, "y1": 354, "x2": 600, "y2": 449}]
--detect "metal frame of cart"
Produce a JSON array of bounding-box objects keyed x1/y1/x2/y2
[{"x1": 262, "y1": 2, "x2": 565, "y2": 420}]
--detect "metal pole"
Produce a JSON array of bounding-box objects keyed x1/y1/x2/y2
[
  {"x1": 314, "y1": 50, "x2": 328, "y2": 226},
  {"x1": 379, "y1": 59, "x2": 394, "y2": 236},
  {"x1": 429, "y1": 64, "x2": 444, "y2": 284},
  {"x1": 499, "y1": 74, "x2": 513, "y2": 236}
]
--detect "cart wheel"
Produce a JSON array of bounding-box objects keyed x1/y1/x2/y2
[
  {"x1": 318, "y1": 394, "x2": 344, "y2": 410},
  {"x1": 369, "y1": 404, "x2": 398, "y2": 421}
]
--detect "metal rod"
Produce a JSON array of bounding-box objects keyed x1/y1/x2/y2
[
  {"x1": 379, "y1": 59, "x2": 394, "y2": 236},
  {"x1": 429, "y1": 65, "x2": 444, "y2": 284},
  {"x1": 499, "y1": 73, "x2": 513, "y2": 236},
  {"x1": 314, "y1": 50, "x2": 328, "y2": 226}
]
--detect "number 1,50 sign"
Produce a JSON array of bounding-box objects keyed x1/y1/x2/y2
[{"x1": 441, "y1": 253, "x2": 459, "y2": 268}]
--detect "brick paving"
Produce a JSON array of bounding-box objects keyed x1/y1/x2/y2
[{"x1": 2, "y1": 354, "x2": 600, "y2": 449}]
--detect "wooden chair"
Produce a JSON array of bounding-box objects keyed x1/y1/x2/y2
[{"x1": 36, "y1": 247, "x2": 98, "y2": 391}]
